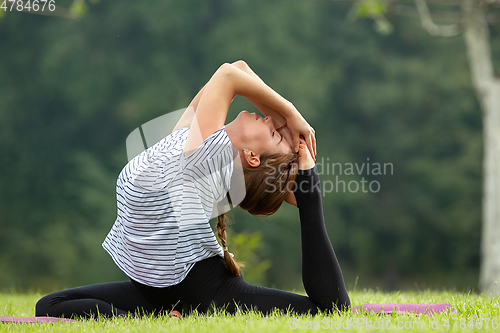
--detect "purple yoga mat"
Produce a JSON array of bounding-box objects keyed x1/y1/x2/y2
[
  {"x1": 0, "y1": 316, "x2": 72, "y2": 323},
  {"x1": 353, "y1": 303, "x2": 455, "y2": 316}
]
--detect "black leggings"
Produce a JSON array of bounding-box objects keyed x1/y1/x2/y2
[{"x1": 36, "y1": 166, "x2": 350, "y2": 318}]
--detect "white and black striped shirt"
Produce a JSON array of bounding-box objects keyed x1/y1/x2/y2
[{"x1": 102, "y1": 126, "x2": 234, "y2": 287}]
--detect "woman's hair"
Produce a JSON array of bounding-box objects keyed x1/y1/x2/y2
[{"x1": 216, "y1": 152, "x2": 299, "y2": 276}]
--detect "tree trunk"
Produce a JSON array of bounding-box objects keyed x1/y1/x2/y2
[{"x1": 462, "y1": 0, "x2": 500, "y2": 295}]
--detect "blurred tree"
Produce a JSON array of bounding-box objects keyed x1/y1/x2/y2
[{"x1": 353, "y1": 0, "x2": 500, "y2": 295}]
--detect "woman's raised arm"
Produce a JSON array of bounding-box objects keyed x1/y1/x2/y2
[
  {"x1": 229, "y1": 61, "x2": 316, "y2": 159},
  {"x1": 185, "y1": 62, "x2": 316, "y2": 157},
  {"x1": 186, "y1": 63, "x2": 293, "y2": 154}
]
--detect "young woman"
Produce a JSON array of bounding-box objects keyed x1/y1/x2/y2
[{"x1": 35, "y1": 61, "x2": 350, "y2": 318}]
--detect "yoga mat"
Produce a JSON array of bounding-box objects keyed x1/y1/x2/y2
[
  {"x1": 0, "y1": 316, "x2": 72, "y2": 323},
  {"x1": 1, "y1": 304, "x2": 453, "y2": 322},
  {"x1": 353, "y1": 303, "x2": 455, "y2": 316}
]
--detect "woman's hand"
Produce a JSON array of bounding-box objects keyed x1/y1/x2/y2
[
  {"x1": 284, "y1": 107, "x2": 316, "y2": 160},
  {"x1": 228, "y1": 61, "x2": 316, "y2": 159},
  {"x1": 284, "y1": 137, "x2": 315, "y2": 207},
  {"x1": 277, "y1": 118, "x2": 315, "y2": 162},
  {"x1": 277, "y1": 125, "x2": 293, "y2": 151}
]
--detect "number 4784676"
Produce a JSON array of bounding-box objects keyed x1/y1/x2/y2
[
  {"x1": 1, "y1": 0, "x2": 56, "y2": 12},
  {"x1": 443, "y1": 318, "x2": 498, "y2": 330}
]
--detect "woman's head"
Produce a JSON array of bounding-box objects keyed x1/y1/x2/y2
[
  {"x1": 225, "y1": 111, "x2": 292, "y2": 166},
  {"x1": 225, "y1": 110, "x2": 298, "y2": 215}
]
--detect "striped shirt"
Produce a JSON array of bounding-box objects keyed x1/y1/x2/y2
[{"x1": 102, "y1": 126, "x2": 234, "y2": 287}]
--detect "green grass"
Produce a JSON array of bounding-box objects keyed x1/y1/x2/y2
[{"x1": 1, "y1": 290, "x2": 499, "y2": 332}]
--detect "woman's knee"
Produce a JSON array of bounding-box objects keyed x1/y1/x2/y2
[{"x1": 35, "y1": 294, "x2": 53, "y2": 316}]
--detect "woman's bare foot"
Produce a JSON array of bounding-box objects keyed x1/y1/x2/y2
[
  {"x1": 169, "y1": 310, "x2": 182, "y2": 320},
  {"x1": 298, "y1": 137, "x2": 315, "y2": 171},
  {"x1": 284, "y1": 137, "x2": 316, "y2": 206}
]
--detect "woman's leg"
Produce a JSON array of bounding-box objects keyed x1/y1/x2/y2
[
  {"x1": 193, "y1": 167, "x2": 349, "y2": 315},
  {"x1": 35, "y1": 282, "x2": 156, "y2": 319},
  {"x1": 211, "y1": 275, "x2": 320, "y2": 315},
  {"x1": 38, "y1": 165, "x2": 349, "y2": 319},
  {"x1": 167, "y1": 256, "x2": 320, "y2": 315},
  {"x1": 293, "y1": 166, "x2": 351, "y2": 311}
]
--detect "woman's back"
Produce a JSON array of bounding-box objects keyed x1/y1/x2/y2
[{"x1": 102, "y1": 126, "x2": 235, "y2": 287}]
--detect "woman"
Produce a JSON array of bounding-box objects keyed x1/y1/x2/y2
[{"x1": 35, "y1": 61, "x2": 350, "y2": 318}]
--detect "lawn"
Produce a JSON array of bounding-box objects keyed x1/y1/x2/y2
[{"x1": 1, "y1": 289, "x2": 499, "y2": 332}]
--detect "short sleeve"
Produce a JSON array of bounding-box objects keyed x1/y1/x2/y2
[
  {"x1": 183, "y1": 126, "x2": 235, "y2": 203},
  {"x1": 205, "y1": 145, "x2": 234, "y2": 202},
  {"x1": 181, "y1": 126, "x2": 232, "y2": 167},
  {"x1": 129, "y1": 128, "x2": 187, "y2": 191}
]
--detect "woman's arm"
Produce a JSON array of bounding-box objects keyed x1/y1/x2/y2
[
  {"x1": 184, "y1": 61, "x2": 316, "y2": 158},
  {"x1": 173, "y1": 77, "x2": 239, "y2": 134},
  {"x1": 229, "y1": 62, "x2": 296, "y2": 155},
  {"x1": 172, "y1": 80, "x2": 212, "y2": 133},
  {"x1": 230, "y1": 62, "x2": 286, "y2": 126},
  {"x1": 229, "y1": 61, "x2": 316, "y2": 158},
  {"x1": 184, "y1": 63, "x2": 298, "y2": 155}
]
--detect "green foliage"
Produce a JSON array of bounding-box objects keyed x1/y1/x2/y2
[
  {"x1": 352, "y1": 0, "x2": 393, "y2": 34},
  {"x1": 69, "y1": 0, "x2": 87, "y2": 19},
  {"x1": 355, "y1": 0, "x2": 387, "y2": 17},
  {"x1": 0, "y1": 0, "x2": 491, "y2": 293},
  {"x1": 230, "y1": 230, "x2": 272, "y2": 286}
]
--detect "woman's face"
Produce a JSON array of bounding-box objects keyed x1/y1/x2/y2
[{"x1": 229, "y1": 111, "x2": 291, "y2": 157}]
